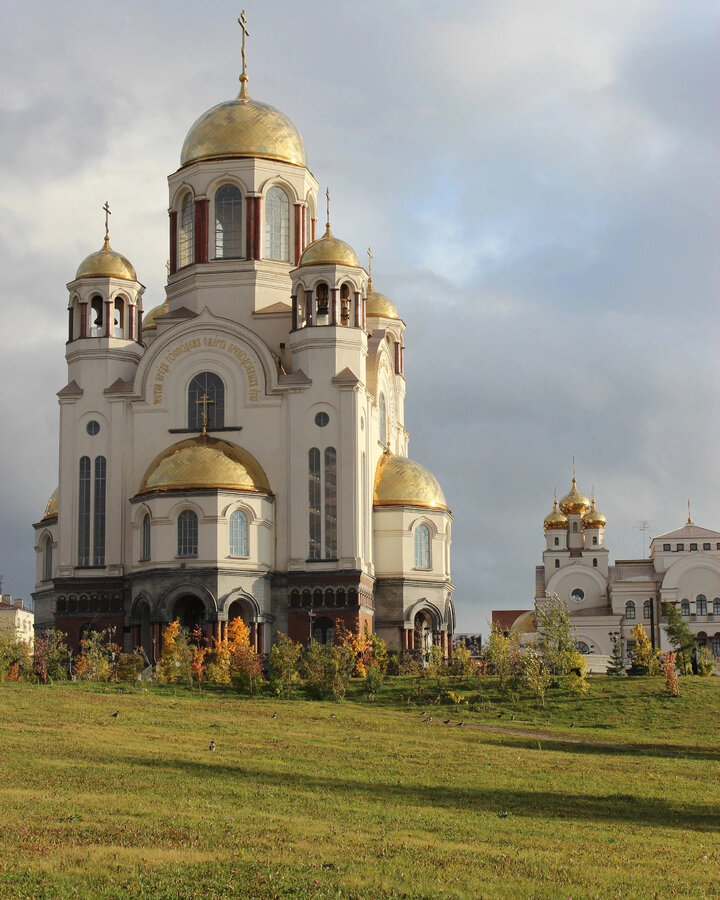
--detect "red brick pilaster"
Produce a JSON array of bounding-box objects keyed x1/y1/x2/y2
[
  {"x1": 80, "y1": 304, "x2": 87, "y2": 338},
  {"x1": 169, "y1": 211, "x2": 178, "y2": 274},
  {"x1": 331, "y1": 288, "x2": 338, "y2": 325},
  {"x1": 68, "y1": 309, "x2": 74, "y2": 342},
  {"x1": 294, "y1": 203, "x2": 302, "y2": 264},
  {"x1": 354, "y1": 291, "x2": 361, "y2": 328},
  {"x1": 105, "y1": 301, "x2": 113, "y2": 337},
  {"x1": 194, "y1": 198, "x2": 209, "y2": 263}
]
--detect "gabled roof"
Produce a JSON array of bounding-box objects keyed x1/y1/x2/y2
[{"x1": 652, "y1": 523, "x2": 720, "y2": 542}]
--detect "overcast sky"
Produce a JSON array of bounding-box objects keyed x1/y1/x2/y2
[{"x1": 1, "y1": 1, "x2": 718, "y2": 631}]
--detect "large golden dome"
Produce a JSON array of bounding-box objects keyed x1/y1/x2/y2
[
  {"x1": 543, "y1": 497, "x2": 568, "y2": 531},
  {"x1": 583, "y1": 499, "x2": 606, "y2": 529},
  {"x1": 299, "y1": 224, "x2": 360, "y2": 268},
  {"x1": 559, "y1": 477, "x2": 590, "y2": 515},
  {"x1": 142, "y1": 299, "x2": 169, "y2": 332},
  {"x1": 75, "y1": 237, "x2": 137, "y2": 281},
  {"x1": 137, "y1": 437, "x2": 271, "y2": 496},
  {"x1": 511, "y1": 611, "x2": 537, "y2": 634},
  {"x1": 42, "y1": 487, "x2": 59, "y2": 521},
  {"x1": 181, "y1": 95, "x2": 307, "y2": 168},
  {"x1": 366, "y1": 280, "x2": 398, "y2": 319},
  {"x1": 374, "y1": 449, "x2": 448, "y2": 511}
]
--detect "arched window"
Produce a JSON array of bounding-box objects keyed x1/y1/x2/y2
[
  {"x1": 643, "y1": 599, "x2": 651, "y2": 619},
  {"x1": 141, "y1": 513, "x2": 151, "y2": 561},
  {"x1": 179, "y1": 193, "x2": 194, "y2": 267},
  {"x1": 593, "y1": 558, "x2": 598, "y2": 567},
  {"x1": 229, "y1": 510, "x2": 249, "y2": 557},
  {"x1": 93, "y1": 456, "x2": 106, "y2": 566},
  {"x1": 577, "y1": 640, "x2": 591, "y2": 654},
  {"x1": 312, "y1": 616, "x2": 334, "y2": 645},
  {"x1": 379, "y1": 393, "x2": 387, "y2": 446},
  {"x1": 713, "y1": 634, "x2": 720, "y2": 657},
  {"x1": 214, "y1": 184, "x2": 243, "y2": 258},
  {"x1": 188, "y1": 372, "x2": 225, "y2": 430},
  {"x1": 554, "y1": 559, "x2": 560, "y2": 568},
  {"x1": 78, "y1": 456, "x2": 91, "y2": 566},
  {"x1": 625, "y1": 600, "x2": 636, "y2": 620},
  {"x1": 681, "y1": 598, "x2": 690, "y2": 617},
  {"x1": 315, "y1": 282, "x2": 329, "y2": 318},
  {"x1": 264, "y1": 186, "x2": 289, "y2": 261},
  {"x1": 572, "y1": 522, "x2": 578, "y2": 533},
  {"x1": 340, "y1": 282, "x2": 352, "y2": 326},
  {"x1": 697, "y1": 632, "x2": 707, "y2": 648},
  {"x1": 592, "y1": 536, "x2": 598, "y2": 545},
  {"x1": 414, "y1": 524, "x2": 430, "y2": 568},
  {"x1": 554, "y1": 537, "x2": 559, "y2": 546},
  {"x1": 324, "y1": 447, "x2": 337, "y2": 558},
  {"x1": 113, "y1": 298, "x2": 124, "y2": 337},
  {"x1": 42, "y1": 536, "x2": 53, "y2": 582},
  {"x1": 177, "y1": 510, "x2": 198, "y2": 558},
  {"x1": 714, "y1": 598, "x2": 720, "y2": 616},
  {"x1": 308, "y1": 448, "x2": 321, "y2": 560},
  {"x1": 90, "y1": 296, "x2": 104, "y2": 337},
  {"x1": 696, "y1": 594, "x2": 707, "y2": 616}
]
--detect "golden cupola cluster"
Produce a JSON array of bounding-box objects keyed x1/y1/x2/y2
[
  {"x1": 374, "y1": 448, "x2": 448, "y2": 511},
  {"x1": 547, "y1": 477, "x2": 607, "y2": 530},
  {"x1": 75, "y1": 236, "x2": 137, "y2": 282}
]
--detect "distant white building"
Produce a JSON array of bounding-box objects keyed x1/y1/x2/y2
[
  {"x1": 0, "y1": 596, "x2": 34, "y2": 648},
  {"x1": 528, "y1": 476, "x2": 720, "y2": 666}
]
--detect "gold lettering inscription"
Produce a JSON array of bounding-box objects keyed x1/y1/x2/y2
[{"x1": 152, "y1": 333, "x2": 260, "y2": 404}]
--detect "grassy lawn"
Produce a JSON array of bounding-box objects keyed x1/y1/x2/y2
[{"x1": 0, "y1": 676, "x2": 718, "y2": 899}]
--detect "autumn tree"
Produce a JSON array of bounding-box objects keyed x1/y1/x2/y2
[
  {"x1": 662, "y1": 603, "x2": 696, "y2": 675},
  {"x1": 483, "y1": 623, "x2": 522, "y2": 689},
  {"x1": 226, "y1": 617, "x2": 262, "y2": 693},
  {"x1": 156, "y1": 620, "x2": 192, "y2": 684},
  {"x1": 661, "y1": 651, "x2": 678, "y2": 696},
  {"x1": 629, "y1": 623, "x2": 653, "y2": 675},
  {"x1": 536, "y1": 593, "x2": 577, "y2": 675},
  {"x1": 269, "y1": 633, "x2": 303, "y2": 696},
  {"x1": 522, "y1": 647, "x2": 552, "y2": 706}
]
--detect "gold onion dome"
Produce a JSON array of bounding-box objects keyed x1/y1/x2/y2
[
  {"x1": 374, "y1": 448, "x2": 448, "y2": 511},
  {"x1": 42, "y1": 487, "x2": 59, "y2": 520},
  {"x1": 583, "y1": 499, "x2": 606, "y2": 529},
  {"x1": 511, "y1": 611, "x2": 537, "y2": 634},
  {"x1": 143, "y1": 299, "x2": 169, "y2": 331},
  {"x1": 181, "y1": 95, "x2": 307, "y2": 168},
  {"x1": 299, "y1": 224, "x2": 360, "y2": 268},
  {"x1": 559, "y1": 477, "x2": 590, "y2": 515},
  {"x1": 544, "y1": 497, "x2": 568, "y2": 531},
  {"x1": 137, "y1": 437, "x2": 271, "y2": 496},
  {"x1": 366, "y1": 280, "x2": 399, "y2": 319},
  {"x1": 75, "y1": 236, "x2": 137, "y2": 281}
]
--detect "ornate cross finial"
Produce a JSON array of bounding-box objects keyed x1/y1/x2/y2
[
  {"x1": 196, "y1": 393, "x2": 214, "y2": 436},
  {"x1": 572, "y1": 455, "x2": 576, "y2": 482},
  {"x1": 102, "y1": 201, "x2": 111, "y2": 242},
  {"x1": 553, "y1": 487, "x2": 557, "y2": 505},
  {"x1": 367, "y1": 245, "x2": 373, "y2": 280},
  {"x1": 325, "y1": 187, "x2": 331, "y2": 230},
  {"x1": 687, "y1": 499, "x2": 692, "y2": 524},
  {"x1": 238, "y1": 10, "x2": 250, "y2": 99}
]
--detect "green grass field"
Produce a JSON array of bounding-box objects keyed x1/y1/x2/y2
[{"x1": 1, "y1": 676, "x2": 719, "y2": 899}]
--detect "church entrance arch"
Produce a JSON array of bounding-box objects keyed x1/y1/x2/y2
[
  {"x1": 171, "y1": 594, "x2": 206, "y2": 632},
  {"x1": 227, "y1": 598, "x2": 251, "y2": 626},
  {"x1": 414, "y1": 611, "x2": 434, "y2": 661},
  {"x1": 131, "y1": 597, "x2": 152, "y2": 662}
]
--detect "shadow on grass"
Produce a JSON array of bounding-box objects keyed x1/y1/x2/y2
[{"x1": 132, "y1": 755, "x2": 720, "y2": 833}]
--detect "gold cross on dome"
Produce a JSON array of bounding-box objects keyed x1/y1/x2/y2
[
  {"x1": 238, "y1": 10, "x2": 250, "y2": 97},
  {"x1": 102, "y1": 201, "x2": 111, "y2": 240},
  {"x1": 325, "y1": 187, "x2": 331, "y2": 229},
  {"x1": 196, "y1": 393, "x2": 214, "y2": 436},
  {"x1": 367, "y1": 246, "x2": 373, "y2": 279}
]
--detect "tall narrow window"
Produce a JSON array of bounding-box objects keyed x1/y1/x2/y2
[
  {"x1": 308, "y1": 448, "x2": 321, "y2": 559},
  {"x1": 214, "y1": 184, "x2": 243, "y2": 258},
  {"x1": 177, "y1": 510, "x2": 198, "y2": 558},
  {"x1": 43, "y1": 536, "x2": 53, "y2": 582},
  {"x1": 643, "y1": 599, "x2": 652, "y2": 620},
  {"x1": 179, "y1": 194, "x2": 194, "y2": 267},
  {"x1": 113, "y1": 298, "x2": 124, "y2": 337},
  {"x1": 697, "y1": 594, "x2": 707, "y2": 616},
  {"x1": 78, "y1": 456, "x2": 91, "y2": 566},
  {"x1": 625, "y1": 600, "x2": 635, "y2": 620},
  {"x1": 93, "y1": 456, "x2": 106, "y2": 566},
  {"x1": 361, "y1": 451, "x2": 367, "y2": 559},
  {"x1": 379, "y1": 393, "x2": 387, "y2": 446},
  {"x1": 265, "y1": 186, "x2": 289, "y2": 261},
  {"x1": 188, "y1": 372, "x2": 225, "y2": 430},
  {"x1": 141, "y1": 513, "x2": 151, "y2": 561},
  {"x1": 229, "y1": 510, "x2": 249, "y2": 556},
  {"x1": 414, "y1": 524, "x2": 430, "y2": 568},
  {"x1": 714, "y1": 598, "x2": 720, "y2": 616},
  {"x1": 681, "y1": 598, "x2": 690, "y2": 617},
  {"x1": 713, "y1": 634, "x2": 720, "y2": 657},
  {"x1": 324, "y1": 447, "x2": 337, "y2": 558},
  {"x1": 90, "y1": 296, "x2": 104, "y2": 337}
]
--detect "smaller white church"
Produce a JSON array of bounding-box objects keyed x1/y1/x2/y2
[{"x1": 523, "y1": 475, "x2": 720, "y2": 667}]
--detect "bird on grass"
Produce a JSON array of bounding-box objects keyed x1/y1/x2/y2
[
  {"x1": 209, "y1": 741, "x2": 216, "y2": 751},
  {"x1": 424, "y1": 716, "x2": 432, "y2": 724},
  {"x1": 457, "y1": 721, "x2": 464, "y2": 727},
  {"x1": 570, "y1": 722, "x2": 575, "y2": 728},
  {"x1": 330, "y1": 713, "x2": 337, "y2": 719},
  {"x1": 511, "y1": 714, "x2": 515, "y2": 721},
  {"x1": 443, "y1": 719, "x2": 450, "y2": 725},
  {"x1": 497, "y1": 712, "x2": 504, "y2": 718},
  {"x1": 420, "y1": 711, "x2": 427, "y2": 718},
  {"x1": 271, "y1": 712, "x2": 278, "y2": 719},
  {"x1": 110, "y1": 711, "x2": 119, "y2": 718}
]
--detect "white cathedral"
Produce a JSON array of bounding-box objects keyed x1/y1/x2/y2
[{"x1": 31, "y1": 53, "x2": 454, "y2": 660}]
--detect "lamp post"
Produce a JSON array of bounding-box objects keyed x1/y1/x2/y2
[{"x1": 308, "y1": 609, "x2": 316, "y2": 644}]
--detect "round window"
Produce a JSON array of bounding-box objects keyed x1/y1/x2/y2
[
  {"x1": 315, "y1": 412, "x2": 329, "y2": 427},
  {"x1": 86, "y1": 420, "x2": 100, "y2": 436},
  {"x1": 571, "y1": 588, "x2": 585, "y2": 603}
]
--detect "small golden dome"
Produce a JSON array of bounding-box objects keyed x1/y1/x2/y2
[
  {"x1": 559, "y1": 477, "x2": 590, "y2": 515},
  {"x1": 137, "y1": 437, "x2": 271, "y2": 496},
  {"x1": 366, "y1": 280, "x2": 398, "y2": 319},
  {"x1": 75, "y1": 236, "x2": 137, "y2": 281},
  {"x1": 181, "y1": 96, "x2": 306, "y2": 168},
  {"x1": 42, "y1": 487, "x2": 59, "y2": 520},
  {"x1": 142, "y1": 299, "x2": 169, "y2": 332},
  {"x1": 374, "y1": 448, "x2": 448, "y2": 511},
  {"x1": 299, "y1": 224, "x2": 360, "y2": 268},
  {"x1": 583, "y1": 500, "x2": 606, "y2": 529},
  {"x1": 511, "y1": 611, "x2": 537, "y2": 634},
  {"x1": 544, "y1": 497, "x2": 568, "y2": 530}
]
